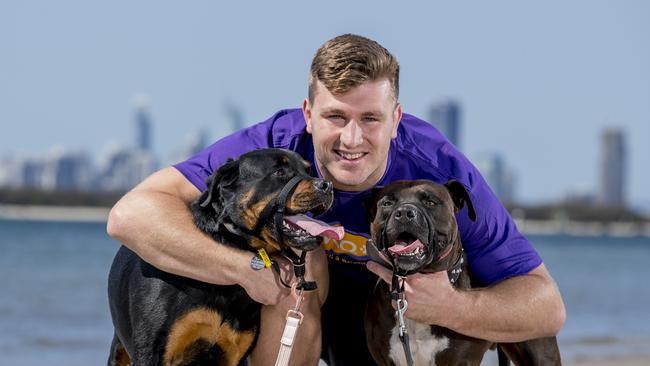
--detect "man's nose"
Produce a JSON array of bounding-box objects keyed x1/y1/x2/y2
[{"x1": 340, "y1": 120, "x2": 363, "y2": 148}]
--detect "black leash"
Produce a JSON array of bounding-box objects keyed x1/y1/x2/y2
[
  {"x1": 390, "y1": 272, "x2": 414, "y2": 366},
  {"x1": 372, "y1": 238, "x2": 466, "y2": 366},
  {"x1": 497, "y1": 346, "x2": 510, "y2": 366}
]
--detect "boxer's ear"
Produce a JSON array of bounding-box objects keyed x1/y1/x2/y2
[
  {"x1": 364, "y1": 187, "x2": 385, "y2": 223},
  {"x1": 444, "y1": 180, "x2": 476, "y2": 222}
]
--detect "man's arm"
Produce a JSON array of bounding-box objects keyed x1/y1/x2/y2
[
  {"x1": 107, "y1": 167, "x2": 282, "y2": 303},
  {"x1": 107, "y1": 167, "x2": 327, "y2": 365},
  {"x1": 367, "y1": 262, "x2": 565, "y2": 342}
]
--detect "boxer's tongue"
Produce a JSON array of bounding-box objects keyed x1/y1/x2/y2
[
  {"x1": 284, "y1": 214, "x2": 344, "y2": 240},
  {"x1": 388, "y1": 239, "x2": 425, "y2": 255}
]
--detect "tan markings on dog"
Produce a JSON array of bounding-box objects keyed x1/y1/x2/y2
[
  {"x1": 259, "y1": 231, "x2": 281, "y2": 251},
  {"x1": 239, "y1": 189, "x2": 255, "y2": 207},
  {"x1": 215, "y1": 319, "x2": 256, "y2": 365},
  {"x1": 240, "y1": 193, "x2": 274, "y2": 231},
  {"x1": 113, "y1": 343, "x2": 130, "y2": 366},
  {"x1": 286, "y1": 180, "x2": 315, "y2": 211},
  {"x1": 164, "y1": 307, "x2": 255, "y2": 366},
  {"x1": 251, "y1": 236, "x2": 280, "y2": 253}
]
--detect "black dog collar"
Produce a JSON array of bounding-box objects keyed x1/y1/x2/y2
[{"x1": 366, "y1": 238, "x2": 465, "y2": 285}]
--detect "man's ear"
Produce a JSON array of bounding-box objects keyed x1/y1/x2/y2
[
  {"x1": 363, "y1": 186, "x2": 385, "y2": 224},
  {"x1": 198, "y1": 158, "x2": 239, "y2": 210},
  {"x1": 444, "y1": 180, "x2": 476, "y2": 222},
  {"x1": 302, "y1": 98, "x2": 313, "y2": 134},
  {"x1": 391, "y1": 103, "x2": 402, "y2": 139}
]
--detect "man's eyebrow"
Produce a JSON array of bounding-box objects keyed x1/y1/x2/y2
[
  {"x1": 361, "y1": 110, "x2": 386, "y2": 118},
  {"x1": 320, "y1": 108, "x2": 347, "y2": 115}
]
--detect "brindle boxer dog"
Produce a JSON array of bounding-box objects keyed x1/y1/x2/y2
[
  {"x1": 107, "y1": 148, "x2": 344, "y2": 366},
  {"x1": 364, "y1": 179, "x2": 561, "y2": 366}
]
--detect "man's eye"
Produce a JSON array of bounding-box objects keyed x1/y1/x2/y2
[{"x1": 272, "y1": 169, "x2": 286, "y2": 177}]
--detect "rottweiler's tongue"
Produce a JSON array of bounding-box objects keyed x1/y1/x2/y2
[
  {"x1": 284, "y1": 214, "x2": 344, "y2": 240},
  {"x1": 388, "y1": 240, "x2": 425, "y2": 255}
]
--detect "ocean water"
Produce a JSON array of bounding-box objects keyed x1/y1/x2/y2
[{"x1": 0, "y1": 219, "x2": 649, "y2": 365}]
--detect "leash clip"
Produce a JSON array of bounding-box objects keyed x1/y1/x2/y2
[
  {"x1": 291, "y1": 282, "x2": 305, "y2": 315},
  {"x1": 396, "y1": 298, "x2": 409, "y2": 337},
  {"x1": 391, "y1": 273, "x2": 414, "y2": 366}
]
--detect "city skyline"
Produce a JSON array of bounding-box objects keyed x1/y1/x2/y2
[
  {"x1": 0, "y1": 95, "x2": 635, "y2": 214},
  {"x1": 1, "y1": 1, "x2": 648, "y2": 209}
]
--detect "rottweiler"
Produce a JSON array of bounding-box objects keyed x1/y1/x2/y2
[
  {"x1": 364, "y1": 179, "x2": 561, "y2": 366},
  {"x1": 107, "y1": 148, "x2": 344, "y2": 366}
]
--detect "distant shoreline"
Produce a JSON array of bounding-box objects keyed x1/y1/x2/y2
[
  {"x1": 516, "y1": 219, "x2": 650, "y2": 238},
  {"x1": 0, "y1": 204, "x2": 109, "y2": 223},
  {"x1": 1, "y1": 203, "x2": 649, "y2": 238}
]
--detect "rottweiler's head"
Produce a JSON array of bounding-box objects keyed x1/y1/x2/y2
[
  {"x1": 366, "y1": 180, "x2": 475, "y2": 273},
  {"x1": 192, "y1": 148, "x2": 343, "y2": 254}
]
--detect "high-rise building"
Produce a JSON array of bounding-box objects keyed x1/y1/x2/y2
[
  {"x1": 97, "y1": 145, "x2": 156, "y2": 192},
  {"x1": 429, "y1": 99, "x2": 461, "y2": 149},
  {"x1": 225, "y1": 102, "x2": 245, "y2": 133},
  {"x1": 40, "y1": 147, "x2": 93, "y2": 191},
  {"x1": 473, "y1": 152, "x2": 516, "y2": 204},
  {"x1": 132, "y1": 94, "x2": 152, "y2": 152},
  {"x1": 0, "y1": 156, "x2": 44, "y2": 188},
  {"x1": 599, "y1": 128, "x2": 626, "y2": 207}
]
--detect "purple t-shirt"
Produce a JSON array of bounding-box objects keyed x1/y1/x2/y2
[
  {"x1": 175, "y1": 108, "x2": 542, "y2": 363},
  {"x1": 175, "y1": 108, "x2": 541, "y2": 286}
]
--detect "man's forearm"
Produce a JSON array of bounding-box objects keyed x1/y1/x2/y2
[
  {"x1": 107, "y1": 188, "x2": 248, "y2": 286},
  {"x1": 448, "y1": 264, "x2": 566, "y2": 342}
]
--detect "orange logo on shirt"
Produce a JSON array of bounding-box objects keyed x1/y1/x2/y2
[{"x1": 322, "y1": 230, "x2": 369, "y2": 259}]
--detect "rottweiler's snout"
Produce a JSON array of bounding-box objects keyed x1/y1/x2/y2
[
  {"x1": 312, "y1": 179, "x2": 333, "y2": 193},
  {"x1": 393, "y1": 204, "x2": 418, "y2": 222}
]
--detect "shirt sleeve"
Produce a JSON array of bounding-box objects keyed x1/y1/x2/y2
[
  {"x1": 173, "y1": 108, "x2": 305, "y2": 192},
  {"x1": 173, "y1": 117, "x2": 275, "y2": 192},
  {"x1": 455, "y1": 161, "x2": 543, "y2": 286}
]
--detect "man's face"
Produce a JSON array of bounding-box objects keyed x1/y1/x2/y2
[{"x1": 302, "y1": 79, "x2": 402, "y2": 192}]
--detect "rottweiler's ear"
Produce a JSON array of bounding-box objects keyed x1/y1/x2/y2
[
  {"x1": 444, "y1": 180, "x2": 476, "y2": 222},
  {"x1": 363, "y1": 186, "x2": 385, "y2": 223},
  {"x1": 198, "y1": 158, "x2": 239, "y2": 208}
]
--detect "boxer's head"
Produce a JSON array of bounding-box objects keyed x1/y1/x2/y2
[{"x1": 366, "y1": 180, "x2": 475, "y2": 273}]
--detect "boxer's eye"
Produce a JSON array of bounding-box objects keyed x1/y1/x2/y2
[
  {"x1": 381, "y1": 200, "x2": 394, "y2": 207},
  {"x1": 424, "y1": 199, "x2": 437, "y2": 206}
]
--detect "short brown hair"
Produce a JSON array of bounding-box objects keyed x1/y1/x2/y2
[{"x1": 308, "y1": 34, "x2": 400, "y2": 103}]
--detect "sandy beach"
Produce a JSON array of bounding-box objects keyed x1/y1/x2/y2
[
  {"x1": 565, "y1": 355, "x2": 650, "y2": 366},
  {"x1": 477, "y1": 353, "x2": 650, "y2": 366},
  {"x1": 0, "y1": 204, "x2": 109, "y2": 222}
]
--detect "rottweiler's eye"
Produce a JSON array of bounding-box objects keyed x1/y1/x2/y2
[{"x1": 272, "y1": 168, "x2": 286, "y2": 177}]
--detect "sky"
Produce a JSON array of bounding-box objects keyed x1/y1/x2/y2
[{"x1": 1, "y1": 1, "x2": 648, "y2": 208}]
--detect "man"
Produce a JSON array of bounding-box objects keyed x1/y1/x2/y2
[{"x1": 107, "y1": 34, "x2": 565, "y2": 365}]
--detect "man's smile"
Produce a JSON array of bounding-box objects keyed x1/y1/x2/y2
[{"x1": 334, "y1": 150, "x2": 368, "y2": 161}]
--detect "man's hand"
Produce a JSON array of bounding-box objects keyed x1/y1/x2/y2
[
  {"x1": 239, "y1": 255, "x2": 292, "y2": 305},
  {"x1": 366, "y1": 261, "x2": 458, "y2": 325},
  {"x1": 366, "y1": 261, "x2": 565, "y2": 342},
  {"x1": 249, "y1": 249, "x2": 329, "y2": 366},
  {"x1": 241, "y1": 249, "x2": 329, "y2": 306}
]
